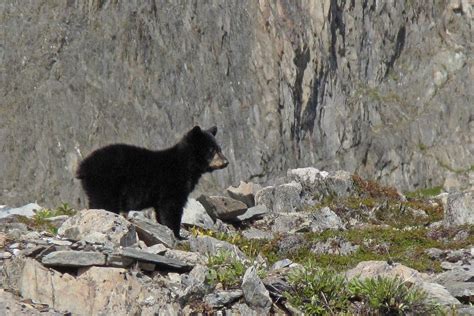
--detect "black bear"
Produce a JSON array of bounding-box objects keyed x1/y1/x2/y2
[{"x1": 76, "y1": 126, "x2": 228, "y2": 239}]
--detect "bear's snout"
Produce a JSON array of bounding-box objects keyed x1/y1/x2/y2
[{"x1": 209, "y1": 151, "x2": 229, "y2": 170}]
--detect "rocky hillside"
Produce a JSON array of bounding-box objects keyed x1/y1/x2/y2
[
  {"x1": 1, "y1": 1, "x2": 473, "y2": 208},
  {"x1": 1, "y1": 168, "x2": 473, "y2": 315}
]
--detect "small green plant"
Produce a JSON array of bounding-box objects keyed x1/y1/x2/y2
[
  {"x1": 206, "y1": 250, "x2": 247, "y2": 289},
  {"x1": 34, "y1": 203, "x2": 76, "y2": 220},
  {"x1": 285, "y1": 265, "x2": 350, "y2": 315},
  {"x1": 348, "y1": 276, "x2": 443, "y2": 315}
]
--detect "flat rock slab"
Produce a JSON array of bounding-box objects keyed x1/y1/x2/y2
[
  {"x1": 58, "y1": 209, "x2": 137, "y2": 248},
  {"x1": 189, "y1": 236, "x2": 247, "y2": 261},
  {"x1": 121, "y1": 247, "x2": 193, "y2": 272},
  {"x1": 197, "y1": 195, "x2": 247, "y2": 221},
  {"x1": 236, "y1": 205, "x2": 269, "y2": 222},
  {"x1": 242, "y1": 228, "x2": 273, "y2": 240},
  {"x1": 128, "y1": 212, "x2": 176, "y2": 248},
  {"x1": 0, "y1": 203, "x2": 42, "y2": 219},
  {"x1": 204, "y1": 290, "x2": 243, "y2": 308},
  {"x1": 42, "y1": 251, "x2": 106, "y2": 267}
]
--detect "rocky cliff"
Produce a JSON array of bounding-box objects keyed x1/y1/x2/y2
[{"x1": 1, "y1": 0, "x2": 472, "y2": 208}]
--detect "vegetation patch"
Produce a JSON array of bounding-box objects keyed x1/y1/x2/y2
[
  {"x1": 17, "y1": 203, "x2": 76, "y2": 235},
  {"x1": 285, "y1": 265, "x2": 350, "y2": 315},
  {"x1": 309, "y1": 175, "x2": 444, "y2": 227},
  {"x1": 285, "y1": 266, "x2": 443, "y2": 315},
  {"x1": 289, "y1": 226, "x2": 473, "y2": 273},
  {"x1": 206, "y1": 250, "x2": 247, "y2": 289}
]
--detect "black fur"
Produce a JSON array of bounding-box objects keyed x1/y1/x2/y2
[{"x1": 76, "y1": 126, "x2": 228, "y2": 239}]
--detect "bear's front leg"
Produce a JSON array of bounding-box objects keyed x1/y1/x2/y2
[{"x1": 156, "y1": 202, "x2": 186, "y2": 240}]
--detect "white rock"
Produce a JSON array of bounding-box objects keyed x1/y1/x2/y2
[{"x1": 0, "y1": 203, "x2": 42, "y2": 219}]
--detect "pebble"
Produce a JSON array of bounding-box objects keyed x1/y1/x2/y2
[{"x1": 0, "y1": 252, "x2": 12, "y2": 259}]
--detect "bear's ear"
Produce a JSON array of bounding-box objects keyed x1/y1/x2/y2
[
  {"x1": 207, "y1": 126, "x2": 218, "y2": 136},
  {"x1": 186, "y1": 126, "x2": 202, "y2": 141}
]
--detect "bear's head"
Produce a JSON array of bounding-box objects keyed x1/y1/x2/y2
[{"x1": 185, "y1": 126, "x2": 229, "y2": 172}]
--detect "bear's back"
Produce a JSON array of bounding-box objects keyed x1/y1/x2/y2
[{"x1": 77, "y1": 144, "x2": 156, "y2": 180}]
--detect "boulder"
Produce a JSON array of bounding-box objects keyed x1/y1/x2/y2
[
  {"x1": 241, "y1": 266, "x2": 272, "y2": 312},
  {"x1": 197, "y1": 195, "x2": 247, "y2": 221},
  {"x1": 182, "y1": 198, "x2": 214, "y2": 229},
  {"x1": 16, "y1": 258, "x2": 177, "y2": 315},
  {"x1": 128, "y1": 212, "x2": 176, "y2": 248},
  {"x1": 287, "y1": 168, "x2": 354, "y2": 198},
  {"x1": 226, "y1": 181, "x2": 262, "y2": 207},
  {"x1": 310, "y1": 207, "x2": 345, "y2": 232},
  {"x1": 255, "y1": 182, "x2": 302, "y2": 213},
  {"x1": 58, "y1": 209, "x2": 137, "y2": 248},
  {"x1": 444, "y1": 191, "x2": 474, "y2": 226},
  {"x1": 346, "y1": 260, "x2": 460, "y2": 306}
]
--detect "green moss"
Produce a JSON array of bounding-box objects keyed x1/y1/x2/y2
[
  {"x1": 282, "y1": 226, "x2": 473, "y2": 273},
  {"x1": 405, "y1": 186, "x2": 442, "y2": 199},
  {"x1": 418, "y1": 142, "x2": 428, "y2": 151}
]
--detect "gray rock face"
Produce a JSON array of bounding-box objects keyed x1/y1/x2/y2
[
  {"x1": 3, "y1": 1, "x2": 472, "y2": 208},
  {"x1": 58, "y1": 209, "x2": 137, "y2": 248},
  {"x1": 241, "y1": 266, "x2": 272, "y2": 312},
  {"x1": 444, "y1": 191, "x2": 474, "y2": 227},
  {"x1": 197, "y1": 195, "x2": 248, "y2": 221}
]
